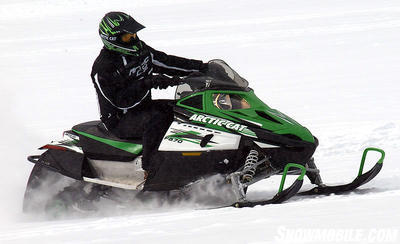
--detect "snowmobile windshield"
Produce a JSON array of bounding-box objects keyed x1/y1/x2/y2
[{"x1": 175, "y1": 59, "x2": 249, "y2": 99}]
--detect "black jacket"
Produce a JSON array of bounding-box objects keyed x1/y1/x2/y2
[{"x1": 91, "y1": 41, "x2": 204, "y2": 129}]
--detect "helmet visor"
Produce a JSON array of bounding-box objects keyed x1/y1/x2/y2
[{"x1": 121, "y1": 17, "x2": 145, "y2": 34}]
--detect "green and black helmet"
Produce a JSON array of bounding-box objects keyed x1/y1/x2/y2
[{"x1": 99, "y1": 12, "x2": 145, "y2": 56}]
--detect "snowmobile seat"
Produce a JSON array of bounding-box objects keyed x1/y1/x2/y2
[
  {"x1": 72, "y1": 121, "x2": 143, "y2": 162},
  {"x1": 73, "y1": 121, "x2": 119, "y2": 139}
]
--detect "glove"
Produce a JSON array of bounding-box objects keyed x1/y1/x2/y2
[
  {"x1": 199, "y1": 62, "x2": 209, "y2": 74},
  {"x1": 150, "y1": 74, "x2": 182, "y2": 89},
  {"x1": 186, "y1": 71, "x2": 203, "y2": 78}
]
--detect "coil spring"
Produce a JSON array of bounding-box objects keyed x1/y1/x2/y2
[{"x1": 242, "y1": 150, "x2": 259, "y2": 182}]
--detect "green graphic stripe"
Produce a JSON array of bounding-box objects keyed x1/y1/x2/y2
[
  {"x1": 100, "y1": 20, "x2": 117, "y2": 35},
  {"x1": 168, "y1": 135, "x2": 213, "y2": 148},
  {"x1": 179, "y1": 137, "x2": 213, "y2": 148},
  {"x1": 170, "y1": 131, "x2": 200, "y2": 137},
  {"x1": 106, "y1": 16, "x2": 122, "y2": 27},
  {"x1": 72, "y1": 129, "x2": 142, "y2": 154}
]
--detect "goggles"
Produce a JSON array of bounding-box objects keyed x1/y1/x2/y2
[{"x1": 120, "y1": 33, "x2": 137, "y2": 43}]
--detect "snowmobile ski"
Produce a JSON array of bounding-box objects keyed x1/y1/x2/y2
[
  {"x1": 218, "y1": 148, "x2": 385, "y2": 209},
  {"x1": 228, "y1": 163, "x2": 306, "y2": 208},
  {"x1": 298, "y1": 147, "x2": 385, "y2": 196}
]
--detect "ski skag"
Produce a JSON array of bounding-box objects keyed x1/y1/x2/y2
[{"x1": 229, "y1": 148, "x2": 385, "y2": 208}]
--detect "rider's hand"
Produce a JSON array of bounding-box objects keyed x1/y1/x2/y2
[
  {"x1": 199, "y1": 62, "x2": 209, "y2": 73},
  {"x1": 151, "y1": 74, "x2": 182, "y2": 89},
  {"x1": 187, "y1": 71, "x2": 203, "y2": 78}
]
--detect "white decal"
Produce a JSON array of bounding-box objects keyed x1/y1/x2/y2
[
  {"x1": 189, "y1": 114, "x2": 247, "y2": 132},
  {"x1": 129, "y1": 56, "x2": 150, "y2": 77},
  {"x1": 159, "y1": 122, "x2": 241, "y2": 151}
]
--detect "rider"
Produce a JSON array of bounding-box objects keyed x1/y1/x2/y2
[{"x1": 91, "y1": 12, "x2": 208, "y2": 173}]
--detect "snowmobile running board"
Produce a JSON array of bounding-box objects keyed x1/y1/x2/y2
[{"x1": 231, "y1": 147, "x2": 385, "y2": 208}]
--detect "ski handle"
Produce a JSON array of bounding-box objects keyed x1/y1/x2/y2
[
  {"x1": 278, "y1": 163, "x2": 306, "y2": 193},
  {"x1": 358, "y1": 147, "x2": 385, "y2": 177}
]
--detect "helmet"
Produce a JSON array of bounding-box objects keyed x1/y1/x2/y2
[{"x1": 99, "y1": 12, "x2": 145, "y2": 56}]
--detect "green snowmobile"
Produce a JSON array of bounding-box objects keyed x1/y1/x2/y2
[{"x1": 23, "y1": 60, "x2": 385, "y2": 213}]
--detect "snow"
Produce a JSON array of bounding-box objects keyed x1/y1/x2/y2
[{"x1": 1, "y1": 0, "x2": 400, "y2": 243}]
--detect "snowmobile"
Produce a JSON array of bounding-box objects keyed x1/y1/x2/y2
[{"x1": 23, "y1": 60, "x2": 385, "y2": 213}]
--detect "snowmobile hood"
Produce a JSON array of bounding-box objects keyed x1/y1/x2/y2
[{"x1": 176, "y1": 60, "x2": 315, "y2": 143}]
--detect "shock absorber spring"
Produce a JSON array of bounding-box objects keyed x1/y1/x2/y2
[{"x1": 242, "y1": 150, "x2": 259, "y2": 182}]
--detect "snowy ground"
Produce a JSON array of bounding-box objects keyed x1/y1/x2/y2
[{"x1": 1, "y1": 0, "x2": 400, "y2": 243}]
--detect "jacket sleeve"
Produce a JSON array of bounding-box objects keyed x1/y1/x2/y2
[{"x1": 146, "y1": 44, "x2": 205, "y2": 76}]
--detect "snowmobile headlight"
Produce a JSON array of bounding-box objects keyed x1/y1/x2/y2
[{"x1": 213, "y1": 93, "x2": 251, "y2": 110}]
